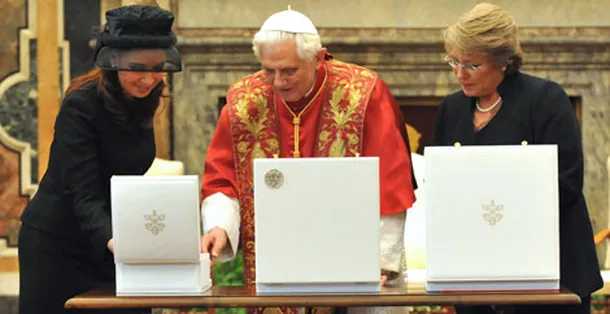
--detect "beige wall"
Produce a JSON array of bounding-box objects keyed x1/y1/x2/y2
[{"x1": 176, "y1": 0, "x2": 610, "y2": 29}]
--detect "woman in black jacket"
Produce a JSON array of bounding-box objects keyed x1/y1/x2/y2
[
  {"x1": 18, "y1": 5, "x2": 181, "y2": 314},
  {"x1": 434, "y1": 3, "x2": 602, "y2": 314}
]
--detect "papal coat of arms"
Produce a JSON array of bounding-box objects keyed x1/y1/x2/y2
[
  {"x1": 482, "y1": 200, "x2": 503, "y2": 226},
  {"x1": 264, "y1": 169, "x2": 284, "y2": 189},
  {"x1": 144, "y1": 210, "x2": 166, "y2": 235}
]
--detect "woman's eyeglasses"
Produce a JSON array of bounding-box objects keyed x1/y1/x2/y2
[{"x1": 444, "y1": 56, "x2": 482, "y2": 72}]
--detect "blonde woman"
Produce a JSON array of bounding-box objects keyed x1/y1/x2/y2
[{"x1": 434, "y1": 3, "x2": 601, "y2": 314}]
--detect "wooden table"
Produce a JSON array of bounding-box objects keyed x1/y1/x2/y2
[{"x1": 65, "y1": 286, "x2": 580, "y2": 309}]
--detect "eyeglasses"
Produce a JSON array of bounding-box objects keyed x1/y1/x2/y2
[{"x1": 444, "y1": 55, "x2": 482, "y2": 72}]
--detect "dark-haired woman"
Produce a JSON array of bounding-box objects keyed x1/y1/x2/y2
[{"x1": 18, "y1": 5, "x2": 181, "y2": 314}]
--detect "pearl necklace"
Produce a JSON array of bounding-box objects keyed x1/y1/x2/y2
[{"x1": 476, "y1": 96, "x2": 502, "y2": 113}]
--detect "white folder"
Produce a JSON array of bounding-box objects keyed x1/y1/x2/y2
[
  {"x1": 254, "y1": 157, "x2": 380, "y2": 294},
  {"x1": 424, "y1": 145, "x2": 559, "y2": 291},
  {"x1": 111, "y1": 175, "x2": 211, "y2": 296}
]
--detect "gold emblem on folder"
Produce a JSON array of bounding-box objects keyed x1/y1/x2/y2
[
  {"x1": 482, "y1": 200, "x2": 503, "y2": 226},
  {"x1": 144, "y1": 210, "x2": 166, "y2": 235},
  {"x1": 264, "y1": 169, "x2": 284, "y2": 189}
]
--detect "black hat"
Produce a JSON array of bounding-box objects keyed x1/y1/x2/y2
[{"x1": 94, "y1": 5, "x2": 181, "y2": 72}]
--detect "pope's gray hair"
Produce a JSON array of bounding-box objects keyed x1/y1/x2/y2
[{"x1": 252, "y1": 30, "x2": 322, "y2": 61}]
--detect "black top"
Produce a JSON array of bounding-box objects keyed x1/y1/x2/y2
[
  {"x1": 433, "y1": 71, "x2": 602, "y2": 296},
  {"x1": 21, "y1": 82, "x2": 155, "y2": 265}
]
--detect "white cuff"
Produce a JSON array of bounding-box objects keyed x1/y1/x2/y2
[
  {"x1": 201, "y1": 192, "x2": 240, "y2": 262},
  {"x1": 379, "y1": 212, "x2": 406, "y2": 273}
]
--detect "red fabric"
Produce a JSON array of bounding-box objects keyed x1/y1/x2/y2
[{"x1": 201, "y1": 70, "x2": 415, "y2": 215}]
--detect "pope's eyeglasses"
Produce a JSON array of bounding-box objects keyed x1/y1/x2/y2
[{"x1": 444, "y1": 55, "x2": 482, "y2": 72}]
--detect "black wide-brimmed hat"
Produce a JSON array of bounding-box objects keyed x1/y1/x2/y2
[{"x1": 94, "y1": 5, "x2": 181, "y2": 72}]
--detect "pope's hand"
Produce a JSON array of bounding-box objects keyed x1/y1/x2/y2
[
  {"x1": 381, "y1": 274, "x2": 388, "y2": 286},
  {"x1": 201, "y1": 227, "x2": 228, "y2": 259},
  {"x1": 381, "y1": 269, "x2": 400, "y2": 287}
]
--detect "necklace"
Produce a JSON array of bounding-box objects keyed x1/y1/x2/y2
[
  {"x1": 280, "y1": 69, "x2": 327, "y2": 158},
  {"x1": 476, "y1": 96, "x2": 502, "y2": 113}
]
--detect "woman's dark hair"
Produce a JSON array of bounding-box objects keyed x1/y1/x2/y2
[{"x1": 65, "y1": 68, "x2": 165, "y2": 128}]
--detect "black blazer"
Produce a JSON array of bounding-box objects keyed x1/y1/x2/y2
[
  {"x1": 434, "y1": 71, "x2": 602, "y2": 297},
  {"x1": 21, "y1": 83, "x2": 155, "y2": 265}
]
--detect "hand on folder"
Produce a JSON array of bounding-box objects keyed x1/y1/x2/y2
[
  {"x1": 107, "y1": 238, "x2": 114, "y2": 253},
  {"x1": 201, "y1": 227, "x2": 228, "y2": 261},
  {"x1": 381, "y1": 269, "x2": 400, "y2": 287}
]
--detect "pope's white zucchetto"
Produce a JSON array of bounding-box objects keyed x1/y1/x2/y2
[{"x1": 259, "y1": 9, "x2": 318, "y2": 35}]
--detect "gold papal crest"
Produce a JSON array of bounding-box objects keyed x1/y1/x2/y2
[
  {"x1": 144, "y1": 210, "x2": 166, "y2": 235},
  {"x1": 264, "y1": 169, "x2": 284, "y2": 189},
  {"x1": 481, "y1": 200, "x2": 503, "y2": 226}
]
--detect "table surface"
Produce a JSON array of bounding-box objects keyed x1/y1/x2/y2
[{"x1": 65, "y1": 285, "x2": 581, "y2": 309}]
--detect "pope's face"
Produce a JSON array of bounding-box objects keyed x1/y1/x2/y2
[{"x1": 259, "y1": 40, "x2": 319, "y2": 102}]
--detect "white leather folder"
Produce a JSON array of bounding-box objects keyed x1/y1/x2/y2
[
  {"x1": 424, "y1": 145, "x2": 559, "y2": 291},
  {"x1": 254, "y1": 157, "x2": 380, "y2": 294},
  {"x1": 111, "y1": 175, "x2": 211, "y2": 296}
]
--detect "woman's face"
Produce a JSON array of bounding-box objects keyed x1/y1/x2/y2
[
  {"x1": 116, "y1": 50, "x2": 165, "y2": 98},
  {"x1": 446, "y1": 50, "x2": 505, "y2": 99},
  {"x1": 117, "y1": 71, "x2": 164, "y2": 98}
]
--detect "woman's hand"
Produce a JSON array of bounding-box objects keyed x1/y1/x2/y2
[{"x1": 107, "y1": 238, "x2": 114, "y2": 253}]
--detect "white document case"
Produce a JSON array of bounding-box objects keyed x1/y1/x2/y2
[
  {"x1": 254, "y1": 157, "x2": 381, "y2": 294},
  {"x1": 114, "y1": 253, "x2": 211, "y2": 296},
  {"x1": 424, "y1": 145, "x2": 559, "y2": 291},
  {"x1": 111, "y1": 175, "x2": 210, "y2": 296}
]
